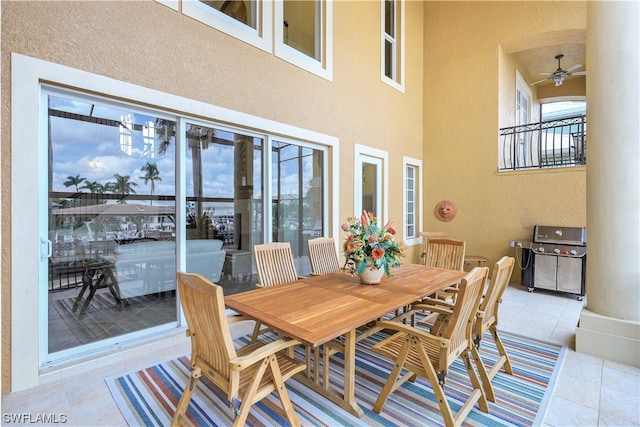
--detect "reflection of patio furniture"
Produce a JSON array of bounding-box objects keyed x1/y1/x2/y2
[
  {"x1": 186, "y1": 239, "x2": 226, "y2": 283},
  {"x1": 71, "y1": 261, "x2": 123, "y2": 316},
  {"x1": 223, "y1": 250, "x2": 252, "y2": 281},
  {"x1": 74, "y1": 239, "x2": 226, "y2": 310}
]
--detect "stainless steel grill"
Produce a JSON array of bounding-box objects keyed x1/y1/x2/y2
[{"x1": 514, "y1": 225, "x2": 586, "y2": 300}]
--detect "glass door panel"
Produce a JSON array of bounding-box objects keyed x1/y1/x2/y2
[
  {"x1": 358, "y1": 155, "x2": 382, "y2": 218},
  {"x1": 271, "y1": 140, "x2": 324, "y2": 276},
  {"x1": 47, "y1": 93, "x2": 177, "y2": 354},
  {"x1": 184, "y1": 123, "x2": 264, "y2": 291}
]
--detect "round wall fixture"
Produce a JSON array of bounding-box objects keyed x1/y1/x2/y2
[{"x1": 434, "y1": 200, "x2": 457, "y2": 222}]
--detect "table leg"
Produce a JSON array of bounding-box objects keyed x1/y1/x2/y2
[
  {"x1": 342, "y1": 329, "x2": 363, "y2": 417},
  {"x1": 293, "y1": 329, "x2": 364, "y2": 418}
]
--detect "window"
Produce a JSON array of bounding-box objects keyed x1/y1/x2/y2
[
  {"x1": 381, "y1": 0, "x2": 405, "y2": 91},
  {"x1": 11, "y1": 53, "x2": 338, "y2": 380},
  {"x1": 354, "y1": 144, "x2": 388, "y2": 224},
  {"x1": 275, "y1": 0, "x2": 333, "y2": 80},
  {"x1": 182, "y1": 0, "x2": 272, "y2": 52},
  {"x1": 403, "y1": 156, "x2": 422, "y2": 246},
  {"x1": 183, "y1": 0, "x2": 333, "y2": 80}
]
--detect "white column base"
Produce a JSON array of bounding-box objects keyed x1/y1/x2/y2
[{"x1": 576, "y1": 308, "x2": 640, "y2": 368}]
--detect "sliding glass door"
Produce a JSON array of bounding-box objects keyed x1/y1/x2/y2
[
  {"x1": 42, "y1": 87, "x2": 330, "y2": 361},
  {"x1": 46, "y1": 90, "x2": 177, "y2": 355}
]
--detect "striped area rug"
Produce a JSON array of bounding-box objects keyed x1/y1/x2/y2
[{"x1": 107, "y1": 330, "x2": 565, "y2": 426}]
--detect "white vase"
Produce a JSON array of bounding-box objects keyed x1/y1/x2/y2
[{"x1": 359, "y1": 266, "x2": 385, "y2": 285}]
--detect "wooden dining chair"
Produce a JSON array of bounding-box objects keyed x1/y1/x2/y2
[
  {"x1": 251, "y1": 242, "x2": 304, "y2": 341},
  {"x1": 253, "y1": 242, "x2": 300, "y2": 287},
  {"x1": 423, "y1": 238, "x2": 466, "y2": 302},
  {"x1": 172, "y1": 272, "x2": 306, "y2": 427},
  {"x1": 307, "y1": 237, "x2": 341, "y2": 275},
  {"x1": 419, "y1": 231, "x2": 449, "y2": 265},
  {"x1": 423, "y1": 238, "x2": 466, "y2": 271},
  {"x1": 472, "y1": 256, "x2": 516, "y2": 402},
  {"x1": 371, "y1": 267, "x2": 490, "y2": 427}
]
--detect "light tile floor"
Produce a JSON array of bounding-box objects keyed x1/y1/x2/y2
[{"x1": 3, "y1": 284, "x2": 639, "y2": 426}]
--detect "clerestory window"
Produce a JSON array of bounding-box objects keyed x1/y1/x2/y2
[
  {"x1": 381, "y1": 0, "x2": 405, "y2": 92},
  {"x1": 182, "y1": 0, "x2": 333, "y2": 80}
]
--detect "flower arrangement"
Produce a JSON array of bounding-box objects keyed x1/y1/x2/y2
[{"x1": 342, "y1": 210, "x2": 406, "y2": 277}]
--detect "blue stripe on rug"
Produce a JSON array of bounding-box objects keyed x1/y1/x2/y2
[{"x1": 106, "y1": 330, "x2": 565, "y2": 427}]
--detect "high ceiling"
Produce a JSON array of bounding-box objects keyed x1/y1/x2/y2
[{"x1": 515, "y1": 43, "x2": 587, "y2": 86}]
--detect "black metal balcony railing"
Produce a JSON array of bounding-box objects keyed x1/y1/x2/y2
[{"x1": 499, "y1": 114, "x2": 586, "y2": 171}]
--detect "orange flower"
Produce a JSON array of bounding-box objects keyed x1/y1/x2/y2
[{"x1": 372, "y1": 247, "x2": 385, "y2": 259}]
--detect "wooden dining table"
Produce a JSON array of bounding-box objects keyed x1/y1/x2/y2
[{"x1": 224, "y1": 263, "x2": 467, "y2": 418}]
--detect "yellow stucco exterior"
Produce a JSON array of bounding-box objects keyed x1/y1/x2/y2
[{"x1": 1, "y1": 1, "x2": 588, "y2": 392}]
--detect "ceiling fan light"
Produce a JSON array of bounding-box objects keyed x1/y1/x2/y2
[{"x1": 553, "y1": 74, "x2": 565, "y2": 86}]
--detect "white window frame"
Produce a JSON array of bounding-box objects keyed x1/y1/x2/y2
[
  {"x1": 274, "y1": 0, "x2": 333, "y2": 81},
  {"x1": 515, "y1": 69, "x2": 532, "y2": 168},
  {"x1": 516, "y1": 70, "x2": 532, "y2": 126},
  {"x1": 403, "y1": 156, "x2": 422, "y2": 246},
  {"x1": 154, "y1": 0, "x2": 178, "y2": 11},
  {"x1": 381, "y1": 0, "x2": 405, "y2": 92},
  {"x1": 354, "y1": 144, "x2": 388, "y2": 224},
  {"x1": 182, "y1": 0, "x2": 273, "y2": 53},
  {"x1": 10, "y1": 52, "x2": 339, "y2": 391}
]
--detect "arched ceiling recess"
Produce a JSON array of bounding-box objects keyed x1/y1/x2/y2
[{"x1": 503, "y1": 29, "x2": 587, "y2": 87}]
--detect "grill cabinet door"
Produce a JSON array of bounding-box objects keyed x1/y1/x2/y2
[
  {"x1": 557, "y1": 256, "x2": 583, "y2": 294},
  {"x1": 534, "y1": 254, "x2": 557, "y2": 290}
]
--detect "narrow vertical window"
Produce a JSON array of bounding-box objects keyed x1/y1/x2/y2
[
  {"x1": 283, "y1": 0, "x2": 319, "y2": 60},
  {"x1": 403, "y1": 156, "x2": 422, "y2": 246},
  {"x1": 275, "y1": 0, "x2": 333, "y2": 81},
  {"x1": 384, "y1": 0, "x2": 395, "y2": 79},
  {"x1": 381, "y1": 0, "x2": 404, "y2": 91},
  {"x1": 405, "y1": 165, "x2": 415, "y2": 237}
]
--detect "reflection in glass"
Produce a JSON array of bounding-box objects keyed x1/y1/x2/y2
[
  {"x1": 47, "y1": 94, "x2": 177, "y2": 354},
  {"x1": 199, "y1": 0, "x2": 256, "y2": 28},
  {"x1": 184, "y1": 123, "x2": 264, "y2": 284},
  {"x1": 362, "y1": 162, "x2": 378, "y2": 215},
  {"x1": 271, "y1": 140, "x2": 324, "y2": 273},
  {"x1": 283, "y1": 0, "x2": 319, "y2": 60}
]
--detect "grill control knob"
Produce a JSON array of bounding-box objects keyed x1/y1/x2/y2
[
  {"x1": 538, "y1": 247, "x2": 545, "y2": 253},
  {"x1": 570, "y1": 249, "x2": 577, "y2": 256},
  {"x1": 553, "y1": 248, "x2": 561, "y2": 254}
]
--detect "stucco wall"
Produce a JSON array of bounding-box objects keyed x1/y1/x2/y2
[
  {"x1": 1, "y1": 0, "x2": 425, "y2": 391},
  {"x1": 422, "y1": 1, "x2": 587, "y2": 280}
]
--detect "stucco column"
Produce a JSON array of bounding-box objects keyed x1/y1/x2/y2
[{"x1": 576, "y1": 1, "x2": 640, "y2": 367}]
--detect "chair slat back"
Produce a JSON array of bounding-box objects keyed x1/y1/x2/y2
[
  {"x1": 253, "y1": 242, "x2": 298, "y2": 287},
  {"x1": 424, "y1": 238, "x2": 466, "y2": 271},
  {"x1": 478, "y1": 256, "x2": 515, "y2": 329},
  {"x1": 177, "y1": 272, "x2": 236, "y2": 387},
  {"x1": 308, "y1": 237, "x2": 341, "y2": 275},
  {"x1": 419, "y1": 231, "x2": 449, "y2": 265},
  {"x1": 441, "y1": 266, "x2": 488, "y2": 365}
]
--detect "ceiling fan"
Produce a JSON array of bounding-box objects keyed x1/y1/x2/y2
[{"x1": 530, "y1": 54, "x2": 586, "y2": 86}]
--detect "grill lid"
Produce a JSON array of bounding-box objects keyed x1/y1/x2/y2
[{"x1": 533, "y1": 225, "x2": 586, "y2": 246}]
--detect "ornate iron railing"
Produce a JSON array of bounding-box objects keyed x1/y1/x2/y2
[{"x1": 499, "y1": 114, "x2": 586, "y2": 171}]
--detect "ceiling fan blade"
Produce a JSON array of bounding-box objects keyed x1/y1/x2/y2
[
  {"x1": 570, "y1": 71, "x2": 587, "y2": 76},
  {"x1": 530, "y1": 77, "x2": 549, "y2": 85},
  {"x1": 539, "y1": 72, "x2": 552, "y2": 76},
  {"x1": 565, "y1": 63, "x2": 583, "y2": 72}
]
